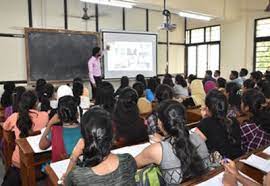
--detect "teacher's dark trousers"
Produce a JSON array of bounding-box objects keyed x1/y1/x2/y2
[{"x1": 90, "y1": 76, "x2": 102, "y2": 100}]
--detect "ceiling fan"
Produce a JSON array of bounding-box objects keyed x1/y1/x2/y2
[{"x1": 68, "y1": 3, "x2": 96, "y2": 20}]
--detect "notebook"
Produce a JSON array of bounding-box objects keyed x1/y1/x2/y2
[
  {"x1": 26, "y1": 128, "x2": 52, "y2": 153},
  {"x1": 240, "y1": 154, "x2": 270, "y2": 172},
  {"x1": 197, "y1": 171, "x2": 256, "y2": 186}
]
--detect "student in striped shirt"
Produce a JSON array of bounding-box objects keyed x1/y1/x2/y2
[{"x1": 240, "y1": 89, "x2": 270, "y2": 153}]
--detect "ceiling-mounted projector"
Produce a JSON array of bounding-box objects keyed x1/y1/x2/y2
[{"x1": 158, "y1": 9, "x2": 177, "y2": 32}]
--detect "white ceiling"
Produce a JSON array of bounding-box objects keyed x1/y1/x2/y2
[{"x1": 135, "y1": 0, "x2": 269, "y2": 19}]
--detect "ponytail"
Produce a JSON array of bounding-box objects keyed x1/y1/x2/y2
[
  {"x1": 16, "y1": 91, "x2": 37, "y2": 138},
  {"x1": 158, "y1": 100, "x2": 205, "y2": 178},
  {"x1": 206, "y1": 90, "x2": 236, "y2": 144},
  {"x1": 79, "y1": 108, "x2": 113, "y2": 167},
  {"x1": 40, "y1": 83, "x2": 54, "y2": 112},
  {"x1": 242, "y1": 89, "x2": 270, "y2": 133}
]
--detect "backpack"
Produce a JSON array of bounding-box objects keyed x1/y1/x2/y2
[{"x1": 135, "y1": 165, "x2": 166, "y2": 186}]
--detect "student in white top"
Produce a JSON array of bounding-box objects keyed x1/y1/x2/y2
[{"x1": 174, "y1": 74, "x2": 189, "y2": 99}]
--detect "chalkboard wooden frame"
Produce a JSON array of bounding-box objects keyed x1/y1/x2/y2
[{"x1": 25, "y1": 28, "x2": 100, "y2": 84}]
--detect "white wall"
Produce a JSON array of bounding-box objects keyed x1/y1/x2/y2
[
  {"x1": 0, "y1": 0, "x2": 185, "y2": 84},
  {"x1": 187, "y1": 0, "x2": 270, "y2": 79}
]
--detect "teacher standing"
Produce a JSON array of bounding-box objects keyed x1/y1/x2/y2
[{"x1": 88, "y1": 47, "x2": 102, "y2": 100}]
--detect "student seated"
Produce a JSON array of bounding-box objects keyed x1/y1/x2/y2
[
  {"x1": 240, "y1": 89, "x2": 270, "y2": 153},
  {"x1": 189, "y1": 79, "x2": 206, "y2": 106},
  {"x1": 250, "y1": 71, "x2": 263, "y2": 85},
  {"x1": 73, "y1": 81, "x2": 91, "y2": 112},
  {"x1": 136, "y1": 74, "x2": 147, "y2": 89},
  {"x1": 214, "y1": 70, "x2": 221, "y2": 80},
  {"x1": 239, "y1": 68, "x2": 248, "y2": 84},
  {"x1": 133, "y1": 82, "x2": 152, "y2": 115},
  {"x1": 39, "y1": 83, "x2": 56, "y2": 111},
  {"x1": 216, "y1": 77, "x2": 227, "y2": 94},
  {"x1": 229, "y1": 71, "x2": 242, "y2": 86},
  {"x1": 12, "y1": 86, "x2": 26, "y2": 113},
  {"x1": 113, "y1": 87, "x2": 148, "y2": 148},
  {"x1": 2, "y1": 91, "x2": 48, "y2": 185},
  {"x1": 202, "y1": 70, "x2": 216, "y2": 85},
  {"x1": 225, "y1": 82, "x2": 241, "y2": 118},
  {"x1": 73, "y1": 77, "x2": 89, "y2": 97},
  {"x1": 174, "y1": 74, "x2": 189, "y2": 98},
  {"x1": 35, "y1": 78, "x2": 47, "y2": 102},
  {"x1": 222, "y1": 159, "x2": 264, "y2": 186},
  {"x1": 95, "y1": 81, "x2": 115, "y2": 114},
  {"x1": 39, "y1": 96, "x2": 81, "y2": 162},
  {"x1": 195, "y1": 90, "x2": 242, "y2": 160},
  {"x1": 204, "y1": 81, "x2": 217, "y2": 94},
  {"x1": 64, "y1": 108, "x2": 137, "y2": 185},
  {"x1": 146, "y1": 77, "x2": 158, "y2": 102},
  {"x1": 1, "y1": 81, "x2": 15, "y2": 120},
  {"x1": 155, "y1": 84, "x2": 174, "y2": 103},
  {"x1": 162, "y1": 74, "x2": 174, "y2": 86},
  {"x1": 114, "y1": 76, "x2": 129, "y2": 97},
  {"x1": 136, "y1": 100, "x2": 209, "y2": 185},
  {"x1": 242, "y1": 79, "x2": 255, "y2": 93}
]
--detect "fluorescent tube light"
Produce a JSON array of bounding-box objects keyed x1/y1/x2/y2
[
  {"x1": 80, "y1": 0, "x2": 135, "y2": 8},
  {"x1": 178, "y1": 11, "x2": 213, "y2": 21}
]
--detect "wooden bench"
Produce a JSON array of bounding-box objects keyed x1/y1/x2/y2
[
  {"x1": 16, "y1": 133, "x2": 51, "y2": 186},
  {"x1": 182, "y1": 146, "x2": 270, "y2": 185}
]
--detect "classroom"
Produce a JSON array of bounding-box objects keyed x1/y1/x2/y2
[{"x1": 0, "y1": 0, "x2": 270, "y2": 185}]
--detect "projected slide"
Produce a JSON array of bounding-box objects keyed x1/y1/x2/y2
[{"x1": 103, "y1": 31, "x2": 157, "y2": 79}]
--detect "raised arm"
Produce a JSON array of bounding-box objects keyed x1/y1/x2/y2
[{"x1": 135, "y1": 143, "x2": 162, "y2": 169}]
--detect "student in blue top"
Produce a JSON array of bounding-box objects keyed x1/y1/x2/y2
[
  {"x1": 146, "y1": 77, "x2": 158, "y2": 102},
  {"x1": 39, "y1": 95, "x2": 81, "y2": 162}
]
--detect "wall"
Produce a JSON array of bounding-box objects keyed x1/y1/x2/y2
[
  {"x1": 0, "y1": 0, "x2": 185, "y2": 85},
  {"x1": 187, "y1": 0, "x2": 270, "y2": 79}
]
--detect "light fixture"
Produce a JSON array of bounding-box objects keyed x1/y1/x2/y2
[
  {"x1": 178, "y1": 11, "x2": 213, "y2": 21},
  {"x1": 80, "y1": 0, "x2": 135, "y2": 8}
]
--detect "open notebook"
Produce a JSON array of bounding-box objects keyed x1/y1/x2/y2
[
  {"x1": 197, "y1": 171, "x2": 256, "y2": 186},
  {"x1": 240, "y1": 154, "x2": 270, "y2": 173},
  {"x1": 26, "y1": 128, "x2": 52, "y2": 153}
]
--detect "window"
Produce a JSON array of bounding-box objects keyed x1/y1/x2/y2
[
  {"x1": 186, "y1": 25, "x2": 220, "y2": 78},
  {"x1": 254, "y1": 18, "x2": 270, "y2": 72}
]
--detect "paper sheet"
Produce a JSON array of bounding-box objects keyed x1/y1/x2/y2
[
  {"x1": 240, "y1": 154, "x2": 270, "y2": 172},
  {"x1": 263, "y1": 146, "x2": 270, "y2": 155},
  {"x1": 111, "y1": 143, "x2": 150, "y2": 157},
  {"x1": 26, "y1": 128, "x2": 52, "y2": 153},
  {"x1": 50, "y1": 159, "x2": 70, "y2": 180},
  {"x1": 197, "y1": 171, "x2": 256, "y2": 186}
]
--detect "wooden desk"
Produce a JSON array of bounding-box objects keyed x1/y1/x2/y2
[
  {"x1": 182, "y1": 146, "x2": 270, "y2": 185},
  {"x1": 186, "y1": 107, "x2": 202, "y2": 124},
  {"x1": 16, "y1": 138, "x2": 51, "y2": 186},
  {"x1": 45, "y1": 165, "x2": 59, "y2": 186},
  {"x1": 0, "y1": 128, "x2": 15, "y2": 170}
]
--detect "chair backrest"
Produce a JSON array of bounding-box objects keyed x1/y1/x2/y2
[{"x1": 1, "y1": 129, "x2": 41, "y2": 170}]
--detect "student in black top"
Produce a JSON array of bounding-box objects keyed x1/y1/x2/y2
[
  {"x1": 114, "y1": 76, "x2": 129, "y2": 97},
  {"x1": 195, "y1": 89, "x2": 242, "y2": 160},
  {"x1": 113, "y1": 87, "x2": 148, "y2": 148}
]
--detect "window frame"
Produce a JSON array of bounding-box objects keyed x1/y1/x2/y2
[
  {"x1": 185, "y1": 25, "x2": 221, "y2": 77},
  {"x1": 254, "y1": 17, "x2": 270, "y2": 71}
]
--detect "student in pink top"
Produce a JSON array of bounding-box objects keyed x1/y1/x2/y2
[{"x1": 2, "y1": 91, "x2": 48, "y2": 186}]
